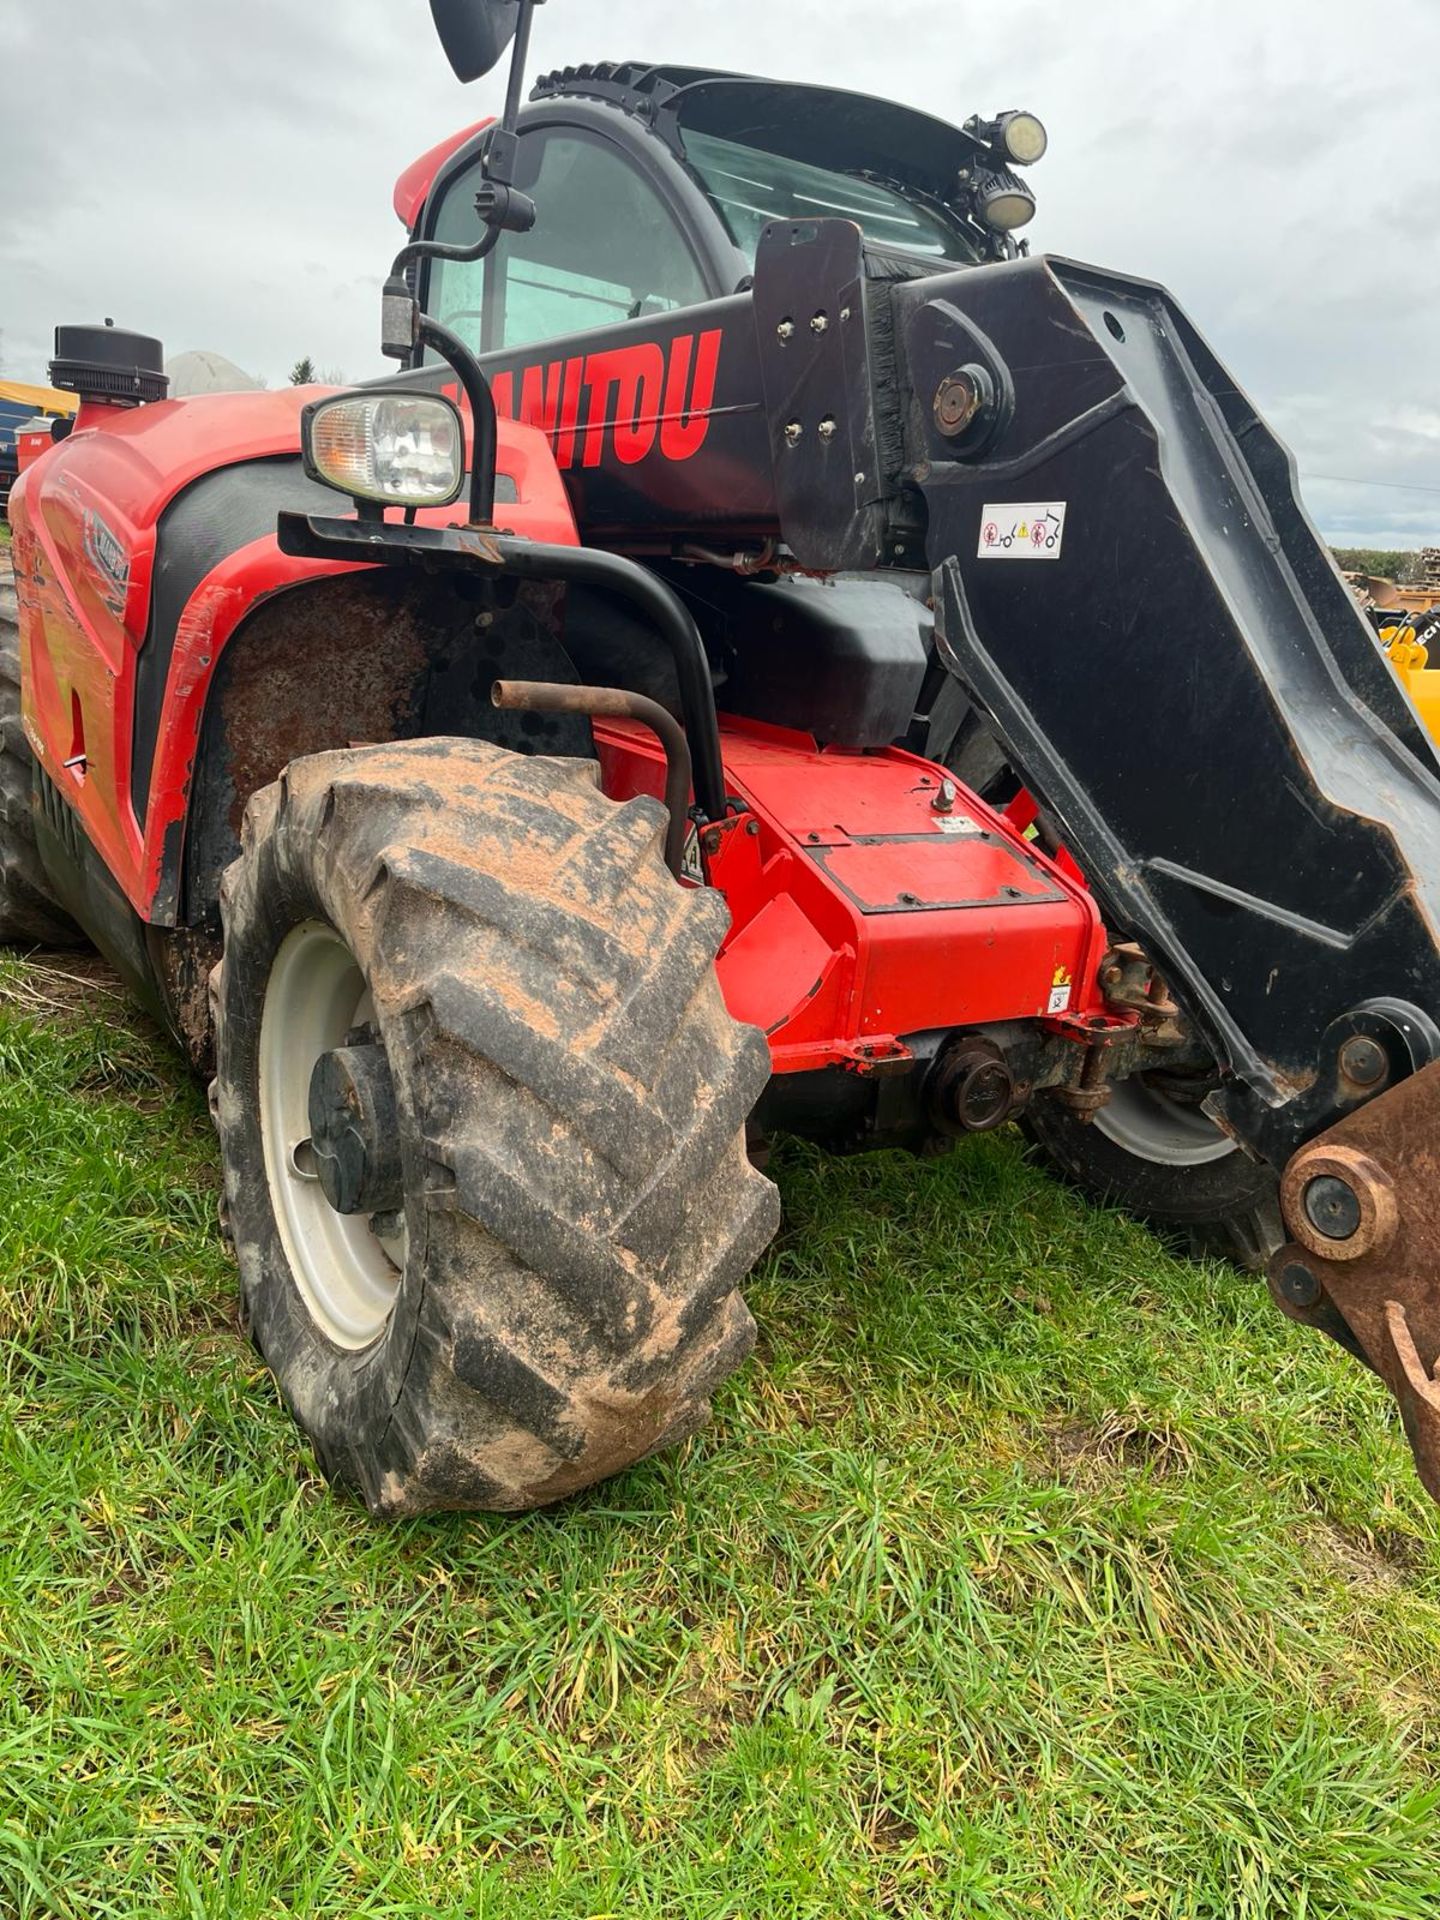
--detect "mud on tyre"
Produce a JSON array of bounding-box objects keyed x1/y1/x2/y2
[{"x1": 212, "y1": 737, "x2": 780, "y2": 1516}]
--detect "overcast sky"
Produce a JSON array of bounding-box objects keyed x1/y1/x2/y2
[{"x1": 3, "y1": 0, "x2": 1437, "y2": 547}]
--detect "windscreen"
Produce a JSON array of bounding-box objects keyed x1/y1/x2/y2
[{"x1": 682, "y1": 127, "x2": 978, "y2": 265}]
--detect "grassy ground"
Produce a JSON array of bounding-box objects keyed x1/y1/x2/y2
[{"x1": 2, "y1": 953, "x2": 1439, "y2": 1918}]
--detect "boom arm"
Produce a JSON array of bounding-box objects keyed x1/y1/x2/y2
[{"x1": 842, "y1": 235, "x2": 1440, "y2": 1491}]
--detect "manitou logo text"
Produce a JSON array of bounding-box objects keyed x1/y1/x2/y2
[{"x1": 487, "y1": 329, "x2": 723, "y2": 470}]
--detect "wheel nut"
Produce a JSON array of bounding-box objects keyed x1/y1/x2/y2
[{"x1": 1303, "y1": 1174, "x2": 1362, "y2": 1242}]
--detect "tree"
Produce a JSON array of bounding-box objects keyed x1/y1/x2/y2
[
  {"x1": 1331, "y1": 547, "x2": 1415, "y2": 583},
  {"x1": 289, "y1": 357, "x2": 317, "y2": 386}
]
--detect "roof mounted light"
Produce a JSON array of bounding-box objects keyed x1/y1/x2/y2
[
  {"x1": 971, "y1": 166, "x2": 1037, "y2": 234},
  {"x1": 993, "y1": 111, "x2": 1048, "y2": 167}
]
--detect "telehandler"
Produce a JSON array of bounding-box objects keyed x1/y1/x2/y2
[{"x1": 7, "y1": 0, "x2": 1440, "y2": 1516}]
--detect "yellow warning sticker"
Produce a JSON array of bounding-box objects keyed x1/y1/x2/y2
[{"x1": 1047, "y1": 965, "x2": 1072, "y2": 1015}]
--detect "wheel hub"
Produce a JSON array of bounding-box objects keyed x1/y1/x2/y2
[{"x1": 308, "y1": 1043, "x2": 404, "y2": 1217}]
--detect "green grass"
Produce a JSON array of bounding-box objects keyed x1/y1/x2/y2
[{"x1": 3, "y1": 951, "x2": 1440, "y2": 1919}]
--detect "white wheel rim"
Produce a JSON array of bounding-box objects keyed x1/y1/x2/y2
[
  {"x1": 1093, "y1": 1075, "x2": 1237, "y2": 1167},
  {"x1": 258, "y1": 922, "x2": 406, "y2": 1349}
]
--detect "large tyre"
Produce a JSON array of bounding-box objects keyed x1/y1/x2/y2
[
  {"x1": 212, "y1": 738, "x2": 780, "y2": 1517},
  {"x1": 0, "y1": 553, "x2": 84, "y2": 946},
  {"x1": 1021, "y1": 1076, "x2": 1283, "y2": 1270}
]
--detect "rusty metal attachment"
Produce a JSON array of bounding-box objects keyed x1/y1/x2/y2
[
  {"x1": 492, "y1": 680, "x2": 693, "y2": 877},
  {"x1": 1268, "y1": 1059, "x2": 1440, "y2": 1502},
  {"x1": 1099, "y1": 941, "x2": 1186, "y2": 1047},
  {"x1": 933, "y1": 365, "x2": 991, "y2": 439},
  {"x1": 1049, "y1": 1034, "x2": 1114, "y2": 1121}
]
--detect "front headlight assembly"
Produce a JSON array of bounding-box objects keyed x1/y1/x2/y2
[{"x1": 301, "y1": 390, "x2": 466, "y2": 510}]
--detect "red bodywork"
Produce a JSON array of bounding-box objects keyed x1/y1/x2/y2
[
  {"x1": 10, "y1": 391, "x2": 1120, "y2": 1078},
  {"x1": 598, "y1": 717, "x2": 1114, "y2": 1065},
  {"x1": 9, "y1": 389, "x2": 578, "y2": 922}
]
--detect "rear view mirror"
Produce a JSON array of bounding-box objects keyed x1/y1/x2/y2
[{"x1": 429, "y1": 0, "x2": 522, "y2": 82}]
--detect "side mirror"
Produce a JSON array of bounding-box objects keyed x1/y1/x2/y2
[{"x1": 429, "y1": 0, "x2": 522, "y2": 82}]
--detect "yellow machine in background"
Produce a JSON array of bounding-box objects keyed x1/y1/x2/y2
[{"x1": 1375, "y1": 606, "x2": 1440, "y2": 739}]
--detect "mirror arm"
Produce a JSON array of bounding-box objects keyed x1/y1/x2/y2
[
  {"x1": 419, "y1": 311, "x2": 500, "y2": 528},
  {"x1": 379, "y1": 0, "x2": 545, "y2": 520}
]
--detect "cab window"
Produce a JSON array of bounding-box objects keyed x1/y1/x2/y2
[
  {"x1": 426, "y1": 129, "x2": 712, "y2": 354},
  {"x1": 682, "y1": 127, "x2": 977, "y2": 265}
]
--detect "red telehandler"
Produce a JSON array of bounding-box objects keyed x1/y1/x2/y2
[{"x1": 7, "y1": 0, "x2": 1440, "y2": 1516}]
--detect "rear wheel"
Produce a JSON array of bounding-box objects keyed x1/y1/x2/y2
[
  {"x1": 212, "y1": 738, "x2": 780, "y2": 1516},
  {"x1": 936, "y1": 714, "x2": 1283, "y2": 1270},
  {"x1": 0, "y1": 552, "x2": 84, "y2": 946},
  {"x1": 1021, "y1": 1073, "x2": 1283, "y2": 1269}
]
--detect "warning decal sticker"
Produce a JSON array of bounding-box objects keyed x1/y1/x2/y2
[{"x1": 978, "y1": 502, "x2": 1066, "y2": 561}]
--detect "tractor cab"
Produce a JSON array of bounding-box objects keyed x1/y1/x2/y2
[{"x1": 404, "y1": 66, "x2": 1044, "y2": 364}]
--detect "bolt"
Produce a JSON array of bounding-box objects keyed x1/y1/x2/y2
[
  {"x1": 746, "y1": 819, "x2": 760, "y2": 836},
  {"x1": 839, "y1": 306, "x2": 852, "y2": 322},
  {"x1": 776, "y1": 318, "x2": 795, "y2": 342},
  {"x1": 810, "y1": 311, "x2": 829, "y2": 334},
  {"x1": 784, "y1": 421, "x2": 803, "y2": 446},
  {"x1": 1339, "y1": 1034, "x2": 1387, "y2": 1089},
  {"x1": 817, "y1": 416, "x2": 837, "y2": 440},
  {"x1": 1278, "y1": 1260, "x2": 1322, "y2": 1309},
  {"x1": 1303, "y1": 1174, "x2": 1362, "y2": 1242},
  {"x1": 898, "y1": 890, "x2": 921, "y2": 906},
  {"x1": 854, "y1": 471, "x2": 866, "y2": 485},
  {"x1": 932, "y1": 778, "x2": 957, "y2": 815}
]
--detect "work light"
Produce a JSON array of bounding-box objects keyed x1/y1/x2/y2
[
  {"x1": 973, "y1": 167, "x2": 1037, "y2": 233},
  {"x1": 301, "y1": 392, "x2": 466, "y2": 510},
  {"x1": 994, "y1": 111, "x2": 1048, "y2": 166}
]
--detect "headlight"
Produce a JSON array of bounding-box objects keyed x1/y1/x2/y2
[
  {"x1": 301, "y1": 391, "x2": 465, "y2": 509},
  {"x1": 995, "y1": 110, "x2": 1048, "y2": 166},
  {"x1": 973, "y1": 167, "x2": 1037, "y2": 233}
]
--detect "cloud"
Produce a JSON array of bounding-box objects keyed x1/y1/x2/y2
[{"x1": 2, "y1": 0, "x2": 1436, "y2": 544}]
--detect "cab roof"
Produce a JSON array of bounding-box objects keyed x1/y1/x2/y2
[{"x1": 529, "y1": 63, "x2": 989, "y2": 204}]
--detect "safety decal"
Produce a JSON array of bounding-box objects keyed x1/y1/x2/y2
[
  {"x1": 1046, "y1": 965, "x2": 1073, "y2": 1015},
  {"x1": 680, "y1": 824, "x2": 705, "y2": 885},
  {"x1": 978, "y1": 502, "x2": 1066, "y2": 561}
]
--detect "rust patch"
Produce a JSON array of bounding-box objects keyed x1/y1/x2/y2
[
  {"x1": 1270, "y1": 1059, "x2": 1440, "y2": 1507},
  {"x1": 217, "y1": 579, "x2": 429, "y2": 841}
]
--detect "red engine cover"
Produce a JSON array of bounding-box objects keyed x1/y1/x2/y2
[{"x1": 597, "y1": 716, "x2": 1113, "y2": 1073}]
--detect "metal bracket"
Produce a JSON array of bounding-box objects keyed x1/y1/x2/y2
[{"x1": 1269, "y1": 1059, "x2": 1440, "y2": 1502}]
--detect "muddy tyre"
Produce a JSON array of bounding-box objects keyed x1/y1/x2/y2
[
  {"x1": 1021, "y1": 1079, "x2": 1283, "y2": 1270},
  {"x1": 212, "y1": 738, "x2": 780, "y2": 1517},
  {"x1": 0, "y1": 554, "x2": 84, "y2": 946}
]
